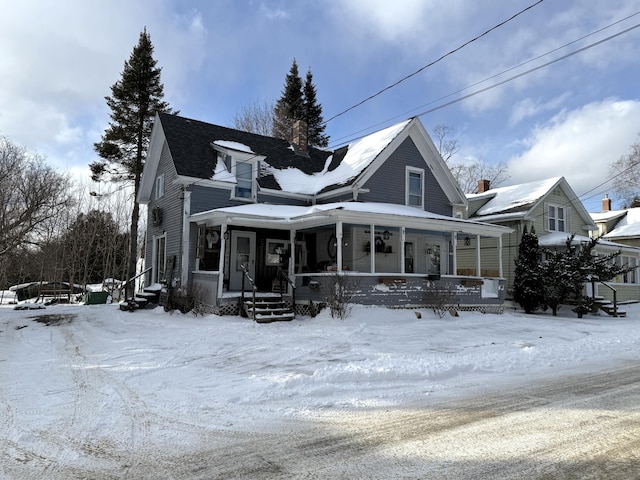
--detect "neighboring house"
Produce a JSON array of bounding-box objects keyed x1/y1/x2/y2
[
  {"x1": 137, "y1": 112, "x2": 511, "y2": 315},
  {"x1": 465, "y1": 177, "x2": 640, "y2": 303},
  {"x1": 591, "y1": 195, "x2": 640, "y2": 248}
]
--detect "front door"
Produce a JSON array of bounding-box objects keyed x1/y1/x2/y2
[{"x1": 230, "y1": 231, "x2": 256, "y2": 291}]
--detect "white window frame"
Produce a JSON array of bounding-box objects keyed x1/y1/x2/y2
[
  {"x1": 155, "y1": 174, "x2": 165, "y2": 199},
  {"x1": 547, "y1": 203, "x2": 566, "y2": 232},
  {"x1": 406, "y1": 167, "x2": 424, "y2": 208},
  {"x1": 617, "y1": 255, "x2": 638, "y2": 284},
  {"x1": 231, "y1": 158, "x2": 258, "y2": 202}
]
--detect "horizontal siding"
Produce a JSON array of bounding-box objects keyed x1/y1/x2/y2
[{"x1": 359, "y1": 137, "x2": 452, "y2": 216}]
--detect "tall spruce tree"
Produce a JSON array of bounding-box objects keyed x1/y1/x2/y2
[
  {"x1": 91, "y1": 28, "x2": 175, "y2": 297},
  {"x1": 272, "y1": 59, "x2": 330, "y2": 147},
  {"x1": 303, "y1": 69, "x2": 329, "y2": 148},
  {"x1": 513, "y1": 226, "x2": 545, "y2": 313},
  {"x1": 272, "y1": 59, "x2": 304, "y2": 143}
]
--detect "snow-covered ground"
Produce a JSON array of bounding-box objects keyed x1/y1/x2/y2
[{"x1": 1, "y1": 301, "x2": 639, "y2": 477}]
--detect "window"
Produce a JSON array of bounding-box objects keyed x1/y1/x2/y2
[
  {"x1": 232, "y1": 159, "x2": 257, "y2": 201},
  {"x1": 548, "y1": 204, "x2": 566, "y2": 232},
  {"x1": 155, "y1": 174, "x2": 165, "y2": 199},
  {"x1": 266, "y1": 239, "x2": 290, "y2": 266},
  {"x1": 406, "y1": 167, "x2": 424, "y2": 208},
  {"x1": 196, "y1": 226, "x2": 221, "y2": 271},
  {"x1": 617, "y1": 255, "x2": 638, "y2": 284}
]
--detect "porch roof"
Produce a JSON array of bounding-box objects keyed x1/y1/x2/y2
[{"x1": 190, "y1": 202, "x2": 512, "y2": 237}]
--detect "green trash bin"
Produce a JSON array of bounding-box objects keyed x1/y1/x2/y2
[{"x1": 85, "y1": 291, "x2": 109, "y2": 305}]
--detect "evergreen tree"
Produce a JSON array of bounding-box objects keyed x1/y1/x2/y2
[
  {"x1": 303, "y1": 69, "x2": 329, "y2": 148},
  {"x1": 91, "y1": 28, "x2": 175, "y2": 297},
  {"x1": 272, "y1": 59, "x2": 304, "y2": 143},
  {"x1": 513, "y1": 226, "x2": 545, "y2": 313}
]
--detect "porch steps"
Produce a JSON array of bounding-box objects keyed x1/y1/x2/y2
[
  {"x1": 119, "y1": 286, "x2": 162, "y2": 311},
  {"x1": 593, "y1": 297, "x2": 626, "y2": 317},
  {"x1": 244, "y1": 299, "x2": 295, "y2": 323}
]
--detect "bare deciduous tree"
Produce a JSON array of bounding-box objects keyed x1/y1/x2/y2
[
  {"x1": 432, "y1": 124, "x2": 509, "y2": 193},
  {"x1": 609, "y1": 134, "x2": 640, "y2": 207},
  {"x1": 231, "y1": 99, "x2": 275, "y2": 136},
  {"x1": 0, "y1": 136, "x2": 70, "y2": 258}
]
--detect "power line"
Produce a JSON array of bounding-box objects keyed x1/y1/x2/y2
[
  {"x1": 323, "y1": 0, "x2": 545, "y2": 125},
  {"x1": 330, "y1": 20, "x2": 640, "y2": 150}
]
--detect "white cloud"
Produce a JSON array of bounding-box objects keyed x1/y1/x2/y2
[
  {"x1": 509, "y1": 93, "x2": 571, "y2": 126},
  {"x1": 507, "y1": 99, "x2": 640, "y2": 203}
]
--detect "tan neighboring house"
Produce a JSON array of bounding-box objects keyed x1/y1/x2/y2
[{"x1": 460, "y1": 177, "x2": 640, "y2": 303}]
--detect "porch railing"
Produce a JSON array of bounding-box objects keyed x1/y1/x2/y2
[
  {"x1": 276, "y1": 266, "x2": 296, "y2": 308},
  {"x1": 593, "y1": 280, "x2": 618, "y2": 316},
  {"x1": 240, "y1": 264, "x2": 257, "y2": 318},
  {"x1": 117, "y1": 266, "x2": 152, "y2": 301}
]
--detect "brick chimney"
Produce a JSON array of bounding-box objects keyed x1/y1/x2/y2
[
  {"x1": 292, "y1": 119, "x2": 308, "y2": 155},
  {"x1": 602, "y1": 194, "x2": 612, "y2": 212},
  {"x1": 477, "y1": 179, "x2": 491, "y2": 193}
]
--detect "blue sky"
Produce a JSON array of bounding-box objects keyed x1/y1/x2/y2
[{"x1": 1, "y1": 0, "x2": 639, "y2": 211}]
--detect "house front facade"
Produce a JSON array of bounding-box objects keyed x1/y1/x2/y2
[
  {"x1": 137, "y1": 113, "x2": 511, "y2": 315},
  {"x1": 464, "y1": 177, "x2": 640, "y2": 304}
]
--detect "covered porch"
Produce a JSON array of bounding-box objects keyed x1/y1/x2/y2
[{"x1": 188, "y1": 203, "x2": 511, "y2": 315}]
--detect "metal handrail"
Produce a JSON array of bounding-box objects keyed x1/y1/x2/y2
[
  {"x1": 117, "y1": 266, "x2": 152, "y2": 299},
  {"x1": 276, "y1": 266, "x2": 296, "y2": 309},
  {"x1": 240, "y1": 264, "x2": 257, "y2": 319},
  {"x1": 596, "y1": 280, "x2": 618, "y2": 316}
]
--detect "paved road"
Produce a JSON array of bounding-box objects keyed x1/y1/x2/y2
[
  {"x1": 199, "y1": 364, "x2": 640, "y2": 479},
  {"x1": 7, "y1": 363, "x2": 639, "y2": 479}
]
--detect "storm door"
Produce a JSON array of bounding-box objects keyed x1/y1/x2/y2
[{"x1": 229, "y1": 231, "x2": 256, "y2": 291}]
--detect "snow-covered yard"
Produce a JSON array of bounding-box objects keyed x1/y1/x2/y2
[{"x1": 1, "y1": 302, "x2": 639, "y2": 478}]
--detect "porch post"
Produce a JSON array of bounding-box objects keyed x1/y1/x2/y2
[
  {"x1": 475, "y1": 234, "x2": 481, "y2": 277},
  {"x1": 336, "y1": 221, "x2": 343, "y2": 272},
  {"x1": 370, "y1": 224, "x2": 375, "y2": 273},
  {"x1": 181, "y1": 189, "x2": 191, "y2": 288},
  {"x1": 498, "y1": 235, "x2": 504, "y2": 278},
  {"x1": 401, "y1": 227, "x2": 406, "y2": 274},
  {"x1": 452, "y1": 232, "x2": 458, "y2": 276},
  {"x1": 217, "y1": 222, "x2": 228, "y2": 300},
  {"x1": 289, "y1": 228, "x2": 296, "y2": 278}
]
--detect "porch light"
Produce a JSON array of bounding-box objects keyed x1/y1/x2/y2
[
  {"x1": 464, "y1": 236, "x2": 471, "y2": 246},
  {"x1": 223, "y1": 230, "x2": 230, "y2": 241},
  {"x1": 383, "y1": 230, "x2": 391, "y2": 240}
]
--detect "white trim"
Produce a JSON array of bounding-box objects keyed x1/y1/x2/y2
[
  {"x1": 181, "y1": 189, "x2": 191, "y2": 287},
  {"x1": 406, "y1": 166, "x2": 425, "y2": 208}
]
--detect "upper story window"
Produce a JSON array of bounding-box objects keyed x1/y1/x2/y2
[
  {"x1": 406, "y1": 167, "x2": 424, "y2": 208},
  {"x1": 231, "y1": 158, "x2": 258, "y2": 201},
  {"x1": 547, "y1": 204, "x2": 566, "y2": 232},
  {"x1": 155, "y1": 174, "x2": 165, "y2": 199}
]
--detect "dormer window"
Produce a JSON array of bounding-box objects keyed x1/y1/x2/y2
[{"x1": 229, "y1": 157, "x2": 258, "y2": 202}]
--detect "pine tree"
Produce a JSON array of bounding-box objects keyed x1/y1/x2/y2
[
  {"x1": 272, "y1": 59, "x2": 304, "y2": 143},
  {"x1": 513, "y1": 226, "x2": 545, "y2": 313},
  {"x1": 91, "y1": 28, "x2": 175, "y2": 297},
  {"x1": 303, "y1": 69, "x2": 329, "y2": 148}
]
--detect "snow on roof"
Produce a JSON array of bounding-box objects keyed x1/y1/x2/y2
[
  {"x1": 212, "y1": 140, "x2": 254, "y2": 154},
  {"x1": 470, "y1": 177, "x2": 561, "y2": 216},
  {"x1": 590, "y1": 209, "x2": 627, "y2": 222},
  {"x1": 266, "y1": 120, "x2": 411, "y2": 194},
  {"x1": 539, "y1": 232, "x2": 640, "y2": 252},
  {"x1": 604, "y1": 207, "x2": 640, "y2": 238},
  {"x1": 191, "y1": 202, "x2": 510, "y2": 236}
]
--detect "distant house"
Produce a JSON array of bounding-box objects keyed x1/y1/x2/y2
[
  {"x1": 464, "y1": 177, "x2": 640, "y2": 303},
  {"x1": 137, "y1": 113, "x2": 511, "y2": 316}
]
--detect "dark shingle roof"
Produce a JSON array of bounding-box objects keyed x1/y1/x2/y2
[{"x1": 158, "y1": 112, "x2": 332, "y2": 191}]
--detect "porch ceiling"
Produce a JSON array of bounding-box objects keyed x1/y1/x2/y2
[{"x1": 190, "y1": 202, "x2": 512, "y2": 237}]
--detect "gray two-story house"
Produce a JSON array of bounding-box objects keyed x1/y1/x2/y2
[{"x1": 137, "y1": 112, "x2": 511, "y2": 316}]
